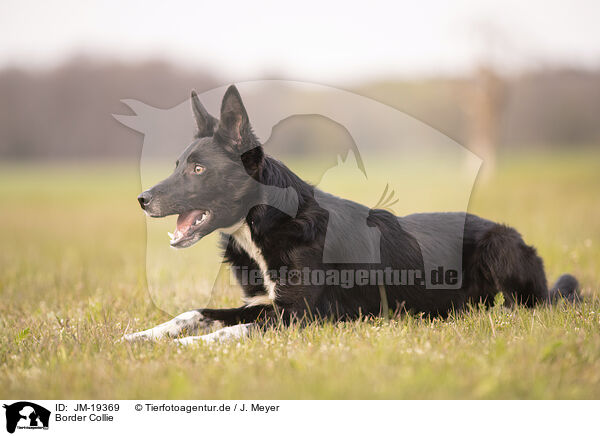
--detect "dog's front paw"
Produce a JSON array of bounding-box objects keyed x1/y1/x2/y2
[
  {"x1": 119, "y1": 310, "x2": 207, "y2": 343},
  {"x1": 173, "y1": 336, "x2": 204, "y2": 346},
  {"x1": 119, "y1": 330, "x2": 156, "y2": 343},
  {"x1": 173, "y1": 324, "x2": 255, "y2": 346}
]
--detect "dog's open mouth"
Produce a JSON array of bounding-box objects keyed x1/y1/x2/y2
[{"x1": 168, "y1": 210, "x2": 211, "y2": 247}]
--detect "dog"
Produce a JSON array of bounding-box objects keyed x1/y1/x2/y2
[{"x1": 123, "y1": 85, "x2": 580, "y2": 344}]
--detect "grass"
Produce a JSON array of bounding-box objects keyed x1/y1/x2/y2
[{"x1": 0, "y1": 149, "x2": 599, "y2": 399}]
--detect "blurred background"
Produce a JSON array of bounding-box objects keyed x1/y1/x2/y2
[{"x1": 1, "y1": 0, "x2": 599, "y2": 166}]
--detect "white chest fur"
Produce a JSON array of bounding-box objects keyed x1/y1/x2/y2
[{"x1": 231, "y1": 223, "x2": 276, "y2": 306}]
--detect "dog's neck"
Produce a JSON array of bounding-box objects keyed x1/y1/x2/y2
[
  {"x1": 229, "y1": 222, "x2": 278, "y2": 305},
  {"x1": 222, "y1": 154, "x2": 316, "y2": 305},
  {"x1": 248, "y1": 154, "x2": 315, "y2": 233}
]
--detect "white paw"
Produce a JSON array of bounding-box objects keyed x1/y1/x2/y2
[
  {"x1": 119, "y1": 330, "x2": 156, "y2": 342},
  {"x1": 120, "y1": 310, "x2": 205, "y2": 343},
  {"x1": 173, "y1": 324, "x2": 255, "y2": 346},
  {"x1": 173, "y1": 336, "x2": 205, "y2": 346}
]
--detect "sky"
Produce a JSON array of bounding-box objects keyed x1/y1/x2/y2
[{"x1": 1, "y1": 0, "x2": 599, "y2": 83}]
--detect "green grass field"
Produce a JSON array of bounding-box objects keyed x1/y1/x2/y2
[{"x1": 1, "y1": 150, "x2": 599, "y2": 399}]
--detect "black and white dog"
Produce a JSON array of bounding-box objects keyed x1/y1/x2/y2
[{"x1": 123, "y1": 85, "x2": 579, "y2": 344}]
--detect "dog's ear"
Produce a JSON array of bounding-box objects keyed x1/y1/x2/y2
[
  {"x1": 216, "y1": 85, "x2": 263, "y2": 168},
  {"x1": 191, "y1": 90, "x2": 218, "y2": 137},
  {"x1": 216, "y1": 85, "x2": 251, "y2": 149}
]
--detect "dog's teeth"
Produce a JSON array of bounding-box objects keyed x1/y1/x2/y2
[{"x1": 169, "y1": 230, "x2": 183, "y2": 243}]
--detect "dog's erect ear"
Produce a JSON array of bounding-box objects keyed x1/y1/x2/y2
[
  {"x1": 191, "y1": 90, "x2": 218, "y2": 138},
  {"x1": 217, "y1": 85, "x2": 251, "y2": 148}
]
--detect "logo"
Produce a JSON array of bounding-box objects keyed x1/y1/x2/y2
[
  {"x1": 3, "y1": 402, "x2": 50, "y2": 434},
  {"x1": 114, "y1": 81, "x2": 481, "y2": 316}
]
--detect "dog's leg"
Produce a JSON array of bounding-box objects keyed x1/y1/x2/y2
[
  {"x1": 121, "y1": 304, "x2": 274, "y2": 342},
  {"x1": 471, "y1": 224, "x2": 549, "y2": 307},
  {"x1": 174, "y1": 323, "x2": 257, "y2": 346},
  {"x1": 200, "y1": 304, "x2": 274, "y2": 325},
  {"x1": 121, "y1": 310, "x2": 217, "y2": 342}
]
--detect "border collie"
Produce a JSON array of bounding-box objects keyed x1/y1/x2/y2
[{"x1": 123, "y1": 85, "x2": 579, "y2": 344}]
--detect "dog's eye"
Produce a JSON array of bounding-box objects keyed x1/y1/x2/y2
[{"x1": 193, "y1": 164, "x2": 205, "y2": 175}]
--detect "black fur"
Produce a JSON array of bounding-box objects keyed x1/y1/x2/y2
[{"x1": 138, "y1": 85, "x2": 581, "y2": 327}]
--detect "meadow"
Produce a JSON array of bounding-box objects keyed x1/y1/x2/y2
[{"x1": 1, "y1": 149, "x2": 599, "y2": 399}]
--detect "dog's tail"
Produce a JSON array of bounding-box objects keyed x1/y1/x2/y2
[{"x1": 548, "y1": 274, "x2": 581, "y2": 303}]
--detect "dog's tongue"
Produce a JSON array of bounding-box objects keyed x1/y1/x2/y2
[{"x1": 176, "y1": 210, "x2": 203, "y2": 233}]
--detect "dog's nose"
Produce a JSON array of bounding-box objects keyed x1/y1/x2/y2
[{"x1": 137, "y1": 191, "x2": 152, "y2": 209}]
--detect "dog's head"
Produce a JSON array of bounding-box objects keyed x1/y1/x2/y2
[{"x1": 138, "y1": 85, "x2": 264, "y2": 248}]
